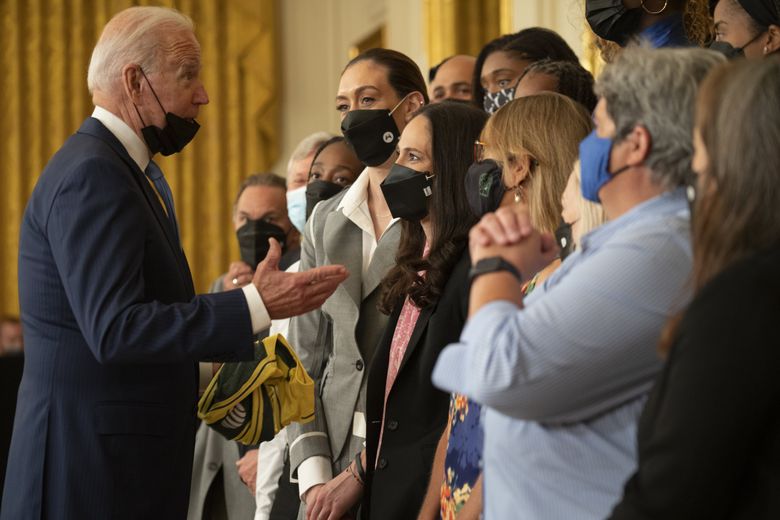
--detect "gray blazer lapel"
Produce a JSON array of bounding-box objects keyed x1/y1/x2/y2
[
  {"x1": 323, "y1": 209, "x2": 363, "y2": 307},
  {"x1": 363, "y1": 222, "x2": 402, "y2": 299}
]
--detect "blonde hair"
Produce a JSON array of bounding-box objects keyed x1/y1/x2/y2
[
  {"x1": 87, "y1": 6, "x2": 194, "y2": 95},
  {"x1": 570, "y1": 160, "x2": 607, "y2": 246},
  {"x1": 482, "y1": 92, "x2": 592, "y2": 234}
]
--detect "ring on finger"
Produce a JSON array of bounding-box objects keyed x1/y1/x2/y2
[{"x1": 232, "y1": 277, "x2": 239, "y2": 286}]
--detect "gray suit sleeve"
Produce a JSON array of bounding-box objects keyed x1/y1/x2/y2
[{"x1": 286, "y1": 213, "x2": 334, "y2": 476}]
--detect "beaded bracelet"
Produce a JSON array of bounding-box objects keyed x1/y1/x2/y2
[
  {"x1": 354, "y1": 451, "x2": 367, "y2": 482},
  {"x1": 347, "y1": 463, "x2": 364, "y2": 485}
]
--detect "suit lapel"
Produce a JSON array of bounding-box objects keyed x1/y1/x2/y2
[
  {"x1": 396, "y1": 301, "x2": 436, "y2": 376},
  {"x1": 77, "y1": 118, "x2": 194, "y2": 295},
  {"x1": 363, "y1": 222, "x2": 401, "y2": 299},
  {"x1": 323, "y1": 209, "x2": 363, "y2": 308}
]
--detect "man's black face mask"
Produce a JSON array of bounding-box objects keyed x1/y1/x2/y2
[
  {"x1": 134, "y1": 68, "x2": 200, "y2": 156},
  {"x1": 236, "y1": 219, "x2": 288, "y2": 268}
]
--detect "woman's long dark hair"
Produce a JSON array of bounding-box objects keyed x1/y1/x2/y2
[
  {"x1": 379, "y1": 102, "x2": 488, "y2": 313},
  {"x1": 472, "y1": 27, "x2": 579, "y2": 110}
]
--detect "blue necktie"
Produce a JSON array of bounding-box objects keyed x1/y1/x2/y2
[{"x1": 145, "y1": 160, "x2": 180, "y2": 246}]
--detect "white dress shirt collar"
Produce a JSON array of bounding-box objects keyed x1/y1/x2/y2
[{"x1": 91, "y1": 105, "x2": 151, "y2": 172}]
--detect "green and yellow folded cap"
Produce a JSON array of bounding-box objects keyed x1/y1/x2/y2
[{"x1": 198, "y1": 333, "x2": 314, "y2": 445}]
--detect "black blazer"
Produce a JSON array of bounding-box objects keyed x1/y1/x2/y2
[
  {"x1": 609, "y1": 242, "x2": 780, "y2": 520},
  {"x1": 362, "y1": 248, "x2": 471, "y2": 520}
]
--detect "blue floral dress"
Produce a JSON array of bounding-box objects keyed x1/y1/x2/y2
[{"x1": 439, "y1": 393, "x2": 483, "y2": 519}]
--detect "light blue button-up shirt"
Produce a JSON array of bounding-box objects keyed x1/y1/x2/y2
[{"x1": 433, "y1": 188, "x2": 693, "y2": 519}]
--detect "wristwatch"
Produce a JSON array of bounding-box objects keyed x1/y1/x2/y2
[{"x1": 468, "y1": 256, "x2": 523, "y2": 283}]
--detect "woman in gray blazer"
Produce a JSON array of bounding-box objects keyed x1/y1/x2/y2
[{"x1": 286, "y1": 48, "x2": 429, "y2": 520}]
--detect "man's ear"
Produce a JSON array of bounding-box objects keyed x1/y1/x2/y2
[
  {"x1": 764, "y1": 25, "x2": 780, "y2": 55},
  {"x1": 622, "y1": 125, "x2": 652, "y2": 167},
  {"x1": 122, "y1": 65, "x2": 144, "y2": 103},
  {"x1": 403, "y1": 92, "x2": 426, "y2": 122}
]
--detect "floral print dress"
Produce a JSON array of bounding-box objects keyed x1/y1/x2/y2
[{"x1": 439, "y1": 268, "x2": 550, "y2": 518}]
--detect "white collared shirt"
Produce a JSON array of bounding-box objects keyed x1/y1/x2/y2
[
  {"x1": 90, "y1": 106, "x2": 270, "y2": 336},
  {"x1": 336, "y1": 168, "x2": 399, "y2": 278}
]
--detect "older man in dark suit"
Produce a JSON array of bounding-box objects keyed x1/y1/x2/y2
[{"x1": 0, "y1": 6, "x2": 346, "y2": 520}]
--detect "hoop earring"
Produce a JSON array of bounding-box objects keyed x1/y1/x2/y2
[{"x1": 640, "y1": 0, "x2": 668, "y2": 15}]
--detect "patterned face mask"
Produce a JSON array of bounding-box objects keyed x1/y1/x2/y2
[{"x1": 482, "y1": 84, "x2": 517, "y2": 115}]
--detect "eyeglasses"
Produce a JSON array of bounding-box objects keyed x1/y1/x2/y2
[{"x1": 473, "y1": 140, "x2": 487, "y2": 164}]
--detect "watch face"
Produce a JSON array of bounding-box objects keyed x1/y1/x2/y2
[{"x1": 480, "y1": 257, "x2": 503, "y2": 271}]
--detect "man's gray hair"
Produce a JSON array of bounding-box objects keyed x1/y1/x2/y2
[
  {"x1": 595, "y1": 47, "x2": 725, "y2": 189},
  {"x1": 87, "y1": 6, "x2": 194, "y2": 95},
  {"x1": 286, "y1": 132, "x2": 333, "y2": 175}
]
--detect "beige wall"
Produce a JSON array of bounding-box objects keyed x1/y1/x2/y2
[{"x1": 273, "y1": 0, "x2": 586, "y2": 177}]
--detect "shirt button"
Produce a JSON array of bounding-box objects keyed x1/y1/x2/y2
[
  {"x1": 386, "y1": 420, "x2": 398, "y2": 431},
  {"x1": 355, "y1": 359, "x2": 364, "y2": 371},
  {"x1": 207, "y1": 462, "x2": 219, "y2": 471},
  {"x1": 377, "y1": 457, "x2": 388, "y2": 470}
]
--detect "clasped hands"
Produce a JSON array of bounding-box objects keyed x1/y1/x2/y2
[
  {"x1": 223, "y1": 238, "x2": 348, "y2": 320},
  {"x1": 467, "y1": 204, "x2": 559, "y2": 315}
]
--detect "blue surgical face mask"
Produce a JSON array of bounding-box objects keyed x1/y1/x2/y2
[
  {"x1": 286, "y1": 185, "x2": 307, "y2": 232},
  {"x1": 578, "y1": 130, "x2": 631, "y2": 203}
]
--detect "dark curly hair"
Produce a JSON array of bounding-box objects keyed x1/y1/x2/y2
[
  {"x1": 379, "y1": 103, "x2": 488, "y2": 314},
  {"x1": 472, "y1": 27, "x2": 580, "y2": 110},
  {"x1": 518, "y1": 59, "x2": 598, "y2": 112}
]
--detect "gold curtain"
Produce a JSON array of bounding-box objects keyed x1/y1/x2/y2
[
  {"x1": 0, "y1": 0, "x2": 279, "y2": 316},
  {"x1": 423, "y1": 0, "x2": 513, "y2": 66}
]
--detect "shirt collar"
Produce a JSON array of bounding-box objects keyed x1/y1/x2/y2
[
  {"x1": 337, "y1": 167, "x2": 370, "y2": 212},
  {"x1": 580, "y1": 187, "x2": 689, "y2": 251},
  {"x1": 336, "y1": 168, "x2": 399, "y2": 238},
  {"x1": 91, "y1": 106, "x2": 151, "y2": 172}
]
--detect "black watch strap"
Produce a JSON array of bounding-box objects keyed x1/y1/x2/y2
[{"x1": 468, "y1": 256, "x2": 523, "y2": 284}]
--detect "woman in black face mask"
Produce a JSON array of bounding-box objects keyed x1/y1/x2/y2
[
  {"x1": 472, "y1": 27, "x2": 580, "y2": 114},
  {"x1": 304, "y1": 137, "x2": 363, "y2": 219},
  {"x1": 355, "y1": 101, "x2": 486, "y2": 520},
  {"x1": 288, "y1": 48, "x2": 429, "y2": 520},
  {"x1": 711, "y1": 0, "x2": 780, "y2": 58}
]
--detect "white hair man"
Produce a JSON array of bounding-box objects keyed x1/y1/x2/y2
[{"x1": 2, "y1": 7, "x2": 346, "y2": 519}]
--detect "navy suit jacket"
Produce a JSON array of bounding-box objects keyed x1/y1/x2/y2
[{"x1": 1, "y1": 117, "x2": 255, "y2": 520}]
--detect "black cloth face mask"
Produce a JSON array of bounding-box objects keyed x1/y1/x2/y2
[
  {"x1": 586, "y1": 0, "x2": 643, "y2": 45},
  {"x1": 464, "y1": 159, "x2": 505, "y2": 217},
  {"x1": 341, "y1": 96, "x2": 407, "y2": 167},
  {"x1": 709, "y1": 30, "x2": 766, "y2": 59},
  {"x1": 135, "y1": 69, "x2": 200, "y2": 156},
  {"x1": 380, "y1": 163, "x2": 434, "y2": 221},
  {"x1": 236, "y1": 219, "x2": 288, "y2": 268},
  {"x1": 305, "y1": 180, "x2": 345, "y2": 219},
  {"x1": 555, "y1": 219, "x2": 574, "y2": 261}
]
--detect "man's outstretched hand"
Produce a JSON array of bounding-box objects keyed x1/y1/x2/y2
[{"x1": 252, "y1": 238, "x2": 348, "y2": 319}]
